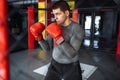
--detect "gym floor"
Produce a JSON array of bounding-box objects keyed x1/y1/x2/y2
[{"x1": 10, "y1": 48, "x2": 120, "y2": 80}]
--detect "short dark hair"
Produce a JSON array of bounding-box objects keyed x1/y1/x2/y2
[{"x1": 52, "y1": 0, "x2": 70, "y2": 12}]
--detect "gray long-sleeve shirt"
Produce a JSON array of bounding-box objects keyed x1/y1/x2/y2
[{"x1": 39, "y1": 21, "x2": 84, "y2": 64}]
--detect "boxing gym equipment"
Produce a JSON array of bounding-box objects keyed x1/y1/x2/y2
[
  {"x1": 72, "y1": 9, "x2": 79, "y2": 23},
  {"x1": 30, "y1": 22, "x2": 45, "y2": 41},
  {"x1": 116, "y1": 16, "x2": 120, "y2": 61},
  {"x1": 0, "y1": 0, "x2": 9, "y2": 80},
  {"x1": 45, "y1": 23, "x2": 64, "y2": 46},
  {"x1": 28, "y1": 6, "x2": 35, "y2": 49}
]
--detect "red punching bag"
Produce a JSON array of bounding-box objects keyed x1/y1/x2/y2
[
  {"x1": 0, "y1": 0, "x2": 9, "y2": 80},
  {"x1": 28, "y1": 7, "x2": 34, "y2": 49},
  {"x1": 72, "y1": 9, "x2": 79, "y2": 23},
  {"x1": 116, "y1": 18, "x2": 120, "y2": 62}
]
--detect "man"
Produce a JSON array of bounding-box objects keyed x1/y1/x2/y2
[{"x1": 30, "y1": 0, "x2": 84, "y2": 80}]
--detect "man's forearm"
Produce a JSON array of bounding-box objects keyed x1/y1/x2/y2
[
  {"x1": 60, "y1": 41, "x2": 79, "y2": 58},
  {"x1": 38, "y1": 39, "x2": 50, "y2": 53}
]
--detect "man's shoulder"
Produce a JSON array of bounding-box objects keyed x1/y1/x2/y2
[{"x1": 71, "y1": 21, "x2": 82, "y2": 29}]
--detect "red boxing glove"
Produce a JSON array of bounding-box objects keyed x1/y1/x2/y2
[
  {"x1": 30, "y1": 22, "x2": 45, "y2": 41},
  {"x1": 45, "y1": 22, "x2": 64, "y2": 46}
]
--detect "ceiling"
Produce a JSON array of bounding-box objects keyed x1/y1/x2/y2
[
  {"x1": 75, "y1": 0, "x2": 120, "y2": 8},
  {"x1": 7, "y1": 0, "x2": 120, "y2": 10}
]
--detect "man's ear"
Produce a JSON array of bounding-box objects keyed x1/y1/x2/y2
[{"x1": 65, "y1": 10, "x2": 70, "y2": 17}]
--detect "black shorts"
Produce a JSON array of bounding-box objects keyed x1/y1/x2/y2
[{"x1": 44, "y1": 59, "x2": 82, "y2": 80}]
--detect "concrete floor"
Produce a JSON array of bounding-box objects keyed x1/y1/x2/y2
[{"x1": 9, "y1": 48, "x2": 120, "y2": 80}]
